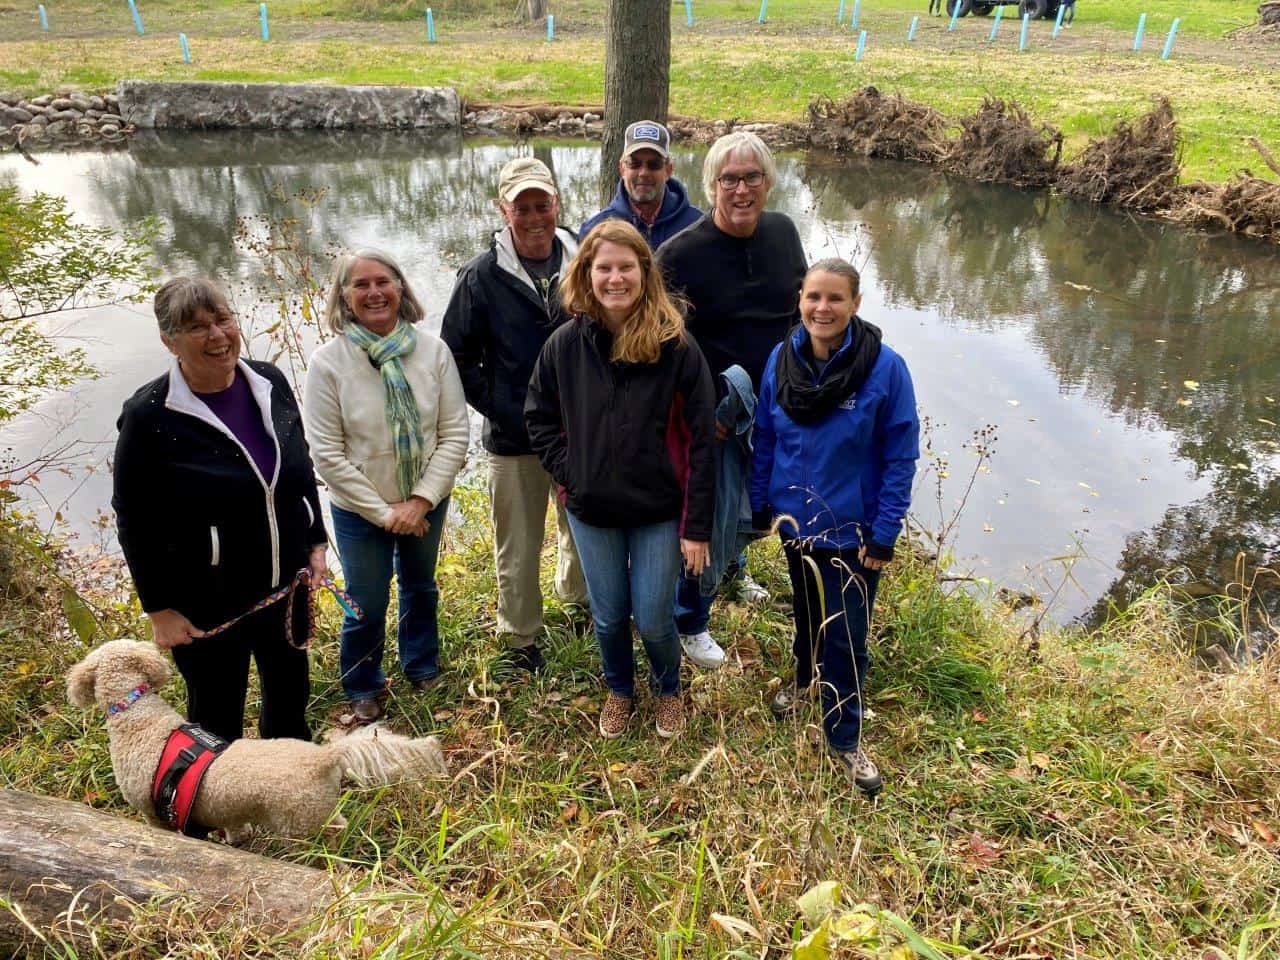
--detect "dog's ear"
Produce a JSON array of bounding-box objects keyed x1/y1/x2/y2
[
  {"x1": 67, "y1": 649, "x2": 101, "y2": 708},
  {"x1": 128, "y1": 643, "x2": 172, "y2": 689}
]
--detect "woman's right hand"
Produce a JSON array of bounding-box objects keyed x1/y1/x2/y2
[{"x1": 148, "y1": 609, "x2": 204, "y2": 650}]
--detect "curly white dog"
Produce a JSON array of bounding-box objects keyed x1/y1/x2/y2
[{"x1": 68, "y1": 639, "x2": 447, "y2": 838}]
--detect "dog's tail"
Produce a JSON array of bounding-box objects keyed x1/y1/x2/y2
[{"x1": 324, "y1": 725, "x2": 447, "y2": 786}]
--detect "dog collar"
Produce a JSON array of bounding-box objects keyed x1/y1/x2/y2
[{"x1": 107, "y1": 682, "x2": 150, "y2": 718}]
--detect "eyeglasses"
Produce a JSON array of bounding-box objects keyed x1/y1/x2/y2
[
  {"x1": 180, "y1": 314, "x2": 238, "y2": 340},
  {"x1": 625, "y1": 156, "x2": 667, "y2": 172},
  {"x1": 716, "y1": 171, "x2": 765, "y2": 190}
]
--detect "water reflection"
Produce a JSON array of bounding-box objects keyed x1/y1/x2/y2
[{"x1": 1, "y1": 132, "x2": 1277, "y2": 625}]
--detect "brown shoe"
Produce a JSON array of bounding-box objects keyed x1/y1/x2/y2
[
  {"x1": 352, "y1": 697, "x2": 383, "y2": 724},
  {"x1": 655, "y1": 694, "x2": 684, "y2": 739},
  {"x1": 598, "y1": 693, "x2": 633, "y2": 739}
]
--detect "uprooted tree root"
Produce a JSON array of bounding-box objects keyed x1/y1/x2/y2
[
  {"x1": 807, "y1": 88, "x2": 949, "y2": 164},
  {"x1": 1057, "y1": 97, "x2": 1182, "y2": 210},
  {"x1": 1173, "y1": 138, "x2": 1280, "y2": 243},
  {"x1": 945, "y1": 98, "x2": 1063, "y2": 189}
]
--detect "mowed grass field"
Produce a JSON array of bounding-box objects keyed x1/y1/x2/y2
[{"x1": 1, "y1": 0, "x2": 1277, "y2": 182}]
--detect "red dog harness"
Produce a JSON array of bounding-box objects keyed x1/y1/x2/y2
[{"x1": 151, "y1": 724, "x2": 229, "y2": 835}]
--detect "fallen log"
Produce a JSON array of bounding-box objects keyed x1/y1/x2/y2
[{"x1": 0, "y1": 788, "x2": 331, "y2": 948}]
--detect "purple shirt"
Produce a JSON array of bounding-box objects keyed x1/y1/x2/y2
[{"x1": 196, "y1": 369, "x2": 278, "y2": 481}]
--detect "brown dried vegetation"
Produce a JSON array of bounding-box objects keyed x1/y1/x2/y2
[
  {"x1": 1057, "y1": 96, "x2": 1181, "y2": 210},
  {"x1": 806, "y1": 88, "x2": 949, "y2": 164},
  {"x1": 946, "y1": 98, "x2": 1063, "y2": 190}
]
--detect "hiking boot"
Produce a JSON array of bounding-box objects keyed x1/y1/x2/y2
[
  {"x1": 680, "y1": 630, "x2": 725, "y2": 669},
  {"x1": 410, "y1": 669, "x2": 444, "y2": 692},
  {"x1": 655, "y1": 694, "x2": 685, "y2": 739},
  {"x1": 598, "y1": 692, "x2": 634, "y2": 739},
  {"x1": 737, "y1": 573, "x2": 771, "y2": 606},
  {"x1": 769, "y1": 682, "x2": 810, "y2": 719},
  {"x1": 352, "y1": 697, "x2": 383, "y2": 724},
  {"x1": 829, "y1": 745, "x2": 883, "y2": 796},
  {"x1": 509, "y1": 643, "x2": 545, "y2": 675}
]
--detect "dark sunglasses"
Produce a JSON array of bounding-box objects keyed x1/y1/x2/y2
[{"x1": 624, "y1": 156, "x2": 667, "y2": 171}]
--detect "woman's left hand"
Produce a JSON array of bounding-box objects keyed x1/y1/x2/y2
[
  {"x1": 308, "y1": 544, "x2": 328, "y2": 580},
  {"x1": 681, "y1": 539, "x2": 711, "y2": 578},
  {"x1": 857, "y1": 546, "x2": 888, "y2": 572}
]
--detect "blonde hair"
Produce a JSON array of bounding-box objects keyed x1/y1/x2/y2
[
  {"x1": 323, "y1": 248, "x2": 425, "y2": 334},
  {"x1": 701, "y1": 131, "x2": 778, "y2": 206},
  {"x1": 561, "y1": 220, "x2": 685, "y2": 364}
]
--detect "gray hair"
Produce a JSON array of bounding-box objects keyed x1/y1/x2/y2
[
  {"x1": 807, "y1": 258, "x2": 861, "y2": 298},
  {"x1": 701, "y1": 131, "x2": 778, "y2": 206},
  {"x1": 323, "y1": 248, "x2": 425, "y2": 334},
  {"x1": 153, "y1": 277, "x2": 233, "y2": 338}
]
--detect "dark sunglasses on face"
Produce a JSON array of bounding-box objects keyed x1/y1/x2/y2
[
  {"x1": 717, "y1": 171, "x2": 765, "y2": 189},
  {"x1": 625, "y1": 156, "x2": 667, "y2": 171}
]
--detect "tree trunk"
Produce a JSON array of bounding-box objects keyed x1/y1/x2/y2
[
  {"x1": 0, "y1": 789, "x2": 331, "y2": 948},
  {"x1": 523, "y1": 0, "x2": 547, "y2": 21},
  {"x1": 599, "y1": 0, "x2": 671, "y2": 205}
]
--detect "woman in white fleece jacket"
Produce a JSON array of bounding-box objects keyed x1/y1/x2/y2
[{"x1": 304, "y1": 250, "x2": 469, "y2": 722}]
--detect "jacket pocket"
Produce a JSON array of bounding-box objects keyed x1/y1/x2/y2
[{"x1": 209, "y1": 526, "x2": 221, "y2": 567}]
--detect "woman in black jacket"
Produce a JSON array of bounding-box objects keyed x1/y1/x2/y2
[
  {"x1": 525, "y1": 220, "x2": 715, "y2": 741},
  {"x1": 112, "y1": 277, "x2": 328, "y2": 743}
]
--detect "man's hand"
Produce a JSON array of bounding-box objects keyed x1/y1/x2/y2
[
  {"x1": 681, "y1": 539, "x2": 711, "y2": 577},
  {"x1": 149, "y1": 609, "x2": 203, "y2": 650},
  {"x1": 384, "y1": 497, "x2": 432, "y2": 536}
]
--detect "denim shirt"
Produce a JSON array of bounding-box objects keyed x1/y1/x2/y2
[{"x1": 699, "y1": 364, "x2": 765, "y2": 595}]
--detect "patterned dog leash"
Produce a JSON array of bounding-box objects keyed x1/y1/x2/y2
[{"x1": 200, "y1": 568, "x2": 364, "y2": 650}]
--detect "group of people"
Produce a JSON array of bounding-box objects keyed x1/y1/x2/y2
[{"x1": 111, "y1": 123, "x2": 920, "y2": 796}]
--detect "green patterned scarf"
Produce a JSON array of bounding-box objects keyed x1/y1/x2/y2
[{"x1": 344, "y1": 321, "x2": 424, "y2": 501}]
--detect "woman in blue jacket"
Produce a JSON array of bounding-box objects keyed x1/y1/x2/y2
[{"x1": 750, "y1": 259, "x2": 919, "y2": 796}]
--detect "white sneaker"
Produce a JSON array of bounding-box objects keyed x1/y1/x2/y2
[
  {"x1": 680, "y1": 630, "x2": 725, "y2": 669},
  {"x1": 738, "y1": 573, "x2": 771, "y2": 605}
]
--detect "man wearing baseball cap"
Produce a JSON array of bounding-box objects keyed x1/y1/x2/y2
[
  {"x1": 442, "y1": 156, "x2": 589, "y2": 674},
  {"x1": 579, "y1": 120, "x2": 703, "y2": 249}
]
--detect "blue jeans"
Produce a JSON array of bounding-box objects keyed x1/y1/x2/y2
[
  {"x1": 330, "y1": 499, "x2": 448, "y2": 701},
  {"x1": 782, "y1": 537, "x2": 881, "y2": 752},
  {"x1": 565, "y1": 514, "x2": 682, "y2": 698},
  {"x1": 674, "y1": 549, "x2": 748, "y2": 634}
]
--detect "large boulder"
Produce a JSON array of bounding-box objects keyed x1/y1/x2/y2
[{"x1": 116, "y1": 80, "x2": 461, "y2": 130}]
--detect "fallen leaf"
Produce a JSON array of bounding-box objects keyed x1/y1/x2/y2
[
  {"x1": 972, "y1": 709, "x2": 989, "y2": 723},
  {"x1": 1250, "y1": 819, "x2": 1277, "y2": 844},
  {"x1": 1183, "y1": 380, "x2": 1200, "y2": 390},
  {"x1": 965, "y1": 830, "x2": 1002, "y2": 865},
  {"x1": 1031, "y1": 752, "x2": 1052, "y2": 770},
  {"x1": 1077, "y1": 481, "x2": 1092, "y2": 489},
  {"x1": 1007, "y1": 399, "x2": 1020, "y2": 407},
  {"x1": 982, "y1": 523, "x2": 994, "y2": 533},
  {"x1": 559, "y1": 801, "x2": 580, "y2": 824},
  {"x1": 1025, "y1": 478, "x2": 1041, "y2": 485},
  {"x1": 1177, "y1": 398, "x2": 1192, "y2": 406}
]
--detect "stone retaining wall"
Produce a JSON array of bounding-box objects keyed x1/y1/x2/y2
[{"x1": 116, "y1": 80, "x2": 459, "y2": 130}]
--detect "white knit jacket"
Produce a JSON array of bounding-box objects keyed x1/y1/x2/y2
[{"x1": 303, "y1": 329, "x2": 469, "y2": 527}]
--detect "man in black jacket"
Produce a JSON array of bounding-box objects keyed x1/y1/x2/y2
[
  {"x1": 657, "y1": 131, "x2": 808, "y2": 670},
  {"x1": 440, "y1": 157, "x2": 589, "y2": 673}
]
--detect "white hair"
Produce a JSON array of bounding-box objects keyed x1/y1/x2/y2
[{"x1": 701, "y1": 131, "x2": 778, "y2": 206}]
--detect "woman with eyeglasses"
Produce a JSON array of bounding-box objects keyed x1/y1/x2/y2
[
  {"x1": 112, "y1": 277, "x2": 329, "y2": 744},
  {"x1": 656, "y1": 131, "x2": 808, "y2": 672}
]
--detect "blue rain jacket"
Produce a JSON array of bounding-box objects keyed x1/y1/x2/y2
[{"x1": 750, "y1": 324, "x2": 920, "y2": 552}]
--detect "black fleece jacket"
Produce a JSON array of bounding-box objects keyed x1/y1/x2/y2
[
  {"x1": 524, "y1": 317, "x2": 716, "y2": 540},
  {"x1": 657, "y1": 211, "x2": 807, "y2": 392},
  {"x1": 112, "y1": 360, "x2": 327, "y2": 630}
]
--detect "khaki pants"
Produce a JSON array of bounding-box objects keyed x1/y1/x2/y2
[{"x1": 488, "y1": 453, "x2": 588, "y2": 645}]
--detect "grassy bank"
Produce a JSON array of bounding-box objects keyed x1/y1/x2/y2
[
  {"x1": 1, "y1": 3, "x2": 1278, "y2": 183},
  {"x1": 2, "y1": 487, "x2": 1279, "y2": 957}
]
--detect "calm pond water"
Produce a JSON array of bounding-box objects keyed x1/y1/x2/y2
[{"x1": 2, "y1": 131, "x2": 1278, "y2": 624}]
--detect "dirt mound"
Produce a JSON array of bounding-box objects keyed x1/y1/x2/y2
[
  {"x1": 807, "y1": 88, "x2": 950, "y2": 164},
  {"x1": 1260, "y1": 1, "x2": 1280, "y2": 25},
  {"x1": 1058, "y1": 97, "x2": 1181, "y2": 210},
  {"x1": 1174, "y1": 138, "x2": 1280, "y2": 243},
  {"x1": 945, "y1": 98, "x2": 1062, "y2": 189}
]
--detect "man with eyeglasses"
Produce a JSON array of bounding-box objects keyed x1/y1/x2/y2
[
  {"x1": 579, "y1": 120, "x2": 702, "y2": 249},
  {"x1": 657, "y1": 131, "x2": 808, "y2": 671}
]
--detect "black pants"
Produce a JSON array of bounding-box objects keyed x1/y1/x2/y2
[
  {"x1": 782, "y1": 538, "x2": 880, "y2": 752},
  {"x1": 170, "y1": 600, "x2": 311, "y2": 743}
]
